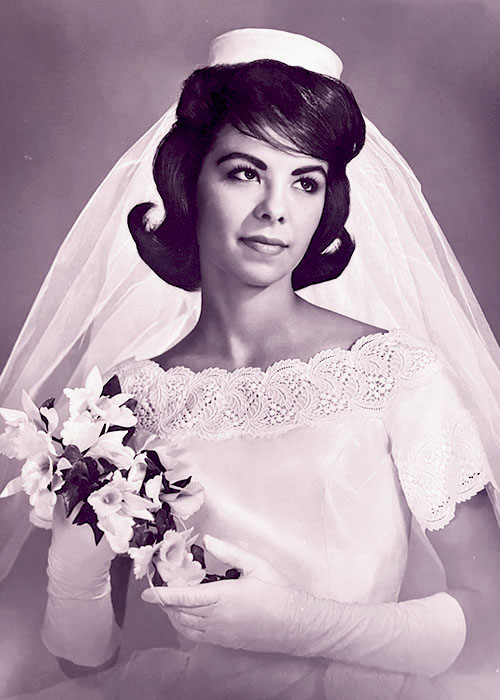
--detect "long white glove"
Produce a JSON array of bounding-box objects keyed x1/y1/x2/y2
[
  {"x1": 142, "y1": 536, "x2": 466, "y2": 678},
  {"x1": 41, "y1": 498, "x2": 121, "y2": 667}
]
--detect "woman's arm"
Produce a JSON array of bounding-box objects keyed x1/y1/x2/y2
[
  {"x1": 41, "y1": 499, "x2": 125, "y2": 671},
  {"x1": 141, "y1": 517, "x2": 496, "y2": 678},
  {"x1": 427, "y1": 488, "x2": 500, "y2": 672}
]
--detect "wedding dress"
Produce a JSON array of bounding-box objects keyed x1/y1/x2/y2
[{"x1": 3, "y1": 329, "x2": 499, "y2": 700}]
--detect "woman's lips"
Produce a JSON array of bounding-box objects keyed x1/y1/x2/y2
[{"x1": 240, "y1": 235, "x2": 288, "y2": 256}]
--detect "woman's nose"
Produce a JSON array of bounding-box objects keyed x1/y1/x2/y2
[{"x1": 253, "y1": 187, "x2": 287, "y2": 224}]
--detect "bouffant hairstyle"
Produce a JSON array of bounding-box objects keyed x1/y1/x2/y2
[{"x1": 128, "y1": 59, "x2": 365, "y2": 291}]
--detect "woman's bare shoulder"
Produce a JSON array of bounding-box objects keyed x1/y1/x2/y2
[{"x1": 301, "y1": 304, "x2": 387, "y2": 352}]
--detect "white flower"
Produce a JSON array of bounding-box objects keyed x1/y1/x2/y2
[
  {"x1": 86, "y1": 431, "x2": 136, "y2": 471},
  {"x1": 98, "y1": 512, "x2": 135, "y2": 554},
  {"x1": 21, "y1": 391, "x2": 47, "y2": 430},
  {"x1": 130, "y1": 427, "x2": 160, "y2": 453},
  {"x1": 60, "y1": 413, "x2": 105, "y2": 452},
  {"x1": 64, "y1": 367, "x2": 136, "y2": 428},
  {"x1": 163, "y1": 481, "x2": 204, "y2": 520},
  {"x1": 154, "y1": 529, "x2": 204, "y2": 587},
  {"x1": 154, "y1": 447, "x2": 193, "y2": 479},
  {"x1": 128, "y1": 544, "x2": 159, "y2": 579},
  {"x1": 0, "y1": 400, "x2": 60, "y2": 523},
  {"x1": 64, "y1": 367, "x2": 105, "y2": 418},
  {"x1": 18, "y1": 453, "x2": 60, "y2": 526},
  {"x1": 88, "y1": 471, "x2": 155, "y2": 553},
  {"x1": 88, "y1": 480, "x2": 124, "y2": 518},
  {"x1": 94, "y1": 396, "x2": 137, "y2": 428},
  {"x1": 0, "y1": 408, "x2": 55, "y2": 461},
  {"x1": 22, "y1": 454, "x2": 53, "y2": 496},
  {"x1": 145, "y1": 474, "x2": 162, "y2": 509},
  {"x1": 39, "y1": 406, "x2": 59, "y2": 434},
  {"x1": 134, "y1": 440, "x2": 192, "y2": 478},
  {"x1": 88, "y1": 470, "x2": 153, "y2": 518},
  {"x1": 29, "y1": 486, "x2": 57, "y2": 523},
  {"x1": 127, "y1": 455, "x2": 148, "y2": 490}
]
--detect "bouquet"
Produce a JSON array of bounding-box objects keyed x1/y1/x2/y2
[{"x1": 0, "y1": 367, "x2": 238, "y2": 586}]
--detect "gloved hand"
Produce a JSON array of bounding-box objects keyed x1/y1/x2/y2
[
  {"x1": 41, "y1": 498, "x2": 121, "y2": 667},
  {"x1": 142, "y1": 534, "x2": 301, "y2": 653},
  {"x1": 142, "y1": 535, "x2": 466, "y2": 678}
]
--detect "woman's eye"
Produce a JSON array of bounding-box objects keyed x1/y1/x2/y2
[
  {"x1": 228, "y1": 166, "x2": 260, "y2": 183},
  {"x1": 294, "y1": 177, "x2": 319, "y2": 193}
]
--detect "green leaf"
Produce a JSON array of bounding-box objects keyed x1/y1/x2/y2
[
  {"x1": 130, "y1": 524, "x2": 156, "y2": 548},
  {"x1": 72, "y1": 502, "x2": 104, "y2": 545},
  {"x1": 61, "y1": 483, "x2": 83, "y2": 517},
  {"x1": 102, "y1": 374, "x2": 121, "y2": 398},
  {"x1": 62, "y1": 444, "x2": 82, "y2": 465},
  {"x1": 145, "y1": 451, "x2": 164, "y2": 471},
  {"x1": 151, "y1": 569, "x2": 163, "y2": 586},
  {"x1": 155, "y1": 505, "x2": 175, "y2": 537},
  {"x1": 82, "y1": 457, "x2": 100, "y2": 483},
  {"x1": 190, "y1": 544, "x2": 205, "y2": 568},
  {"x1": 172, "y1": 476, "x2": 191, "y2": 489},
  {"x1": 124, "y1": 398, "x2": 137, "y2": 412},
  {"x1": 161, "y1": 477, "x2": 181, "y2": 495},
  {"x1": 122, "y1": 426, "x2": 136, "y2": 446},
  {"x1": 98, "y1": 458, "x2": 116, "y2": 475},
  {"x1": 38, "y1": 397, "x2": 56, "y2": 431},
  {"x1": 224, "y1": 568, "x2": 241, "y2": 580},
  {"x1": 201, "y1": 574, "x2": 223, "y2": 584}
]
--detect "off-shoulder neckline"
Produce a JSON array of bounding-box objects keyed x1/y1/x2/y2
[{"x1": 139, "y1": 328, "x2": 398, "y2": 378}]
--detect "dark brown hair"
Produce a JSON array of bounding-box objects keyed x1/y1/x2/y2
[{"x1": 128, "y1": 59, "x2": 365, "y2": 291}]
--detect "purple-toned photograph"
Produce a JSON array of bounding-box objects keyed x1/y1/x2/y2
[{"x1": 1, "y1": 2, "x2": 500, "y2": 699}]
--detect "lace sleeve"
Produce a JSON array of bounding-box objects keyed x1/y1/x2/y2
[{"x1": 384, "y1": 359, "x2": 493, "y2": 532}]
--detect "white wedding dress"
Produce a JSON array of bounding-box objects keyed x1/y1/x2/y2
[{"x1": 2, "y1": 328, "x2": 499, "y2": 700}]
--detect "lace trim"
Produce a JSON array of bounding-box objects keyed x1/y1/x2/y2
[
  {"x1": 395, "y1": 409, "x2": 491, "y2": 531},
  {"x1": 115, "y1": 329, "x2": 441, "y2": 441}
]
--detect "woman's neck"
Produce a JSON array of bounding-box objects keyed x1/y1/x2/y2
[{"x1": 193, "y1": 276, "x2": 307, "y2": 369}]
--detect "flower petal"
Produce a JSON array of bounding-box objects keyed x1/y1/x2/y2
[
  {"x1": 0, "y1": 475, "x2": 24, "y2": 497},
  {"x1": 31, "y1": 488, "x2": 57, "y2": 521},
  {"x1": 61, "y1": 414, "x2": 105, "y2": 452},
  {"x1": 0, "y1": 407, "x2": 27, "y2": 426},
  {"x1": 40, "y1": 406, "x2": 59, "y2": 434},
  {"x1": 85, "y1": 366, "x2": 104, "y2": 401},
  {"x1": 128, "y1": 544, "x2": 158, "y2": 579},
  {"x1": 99, "y1": 514, "x2": 134, "y2": 554},
  {"x1": 145, "y1": 474, "x2": 162, "y2": 507},
  {"x1": 165, "y1": 481, "x2": 204, "y2": 520},
  {"x1": 21, "y1": 391, "x2": 44, "y2": 428}
]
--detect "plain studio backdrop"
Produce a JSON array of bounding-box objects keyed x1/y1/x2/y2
[{"x1": 0, "y1": 2, "x2": 499, "y2": 697}]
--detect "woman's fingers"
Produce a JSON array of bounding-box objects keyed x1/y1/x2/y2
[
  {"x1": 169, "y1": 610, "x2": 208, "y2": 632},
  {"x1": 171, "y1": 605, "x2": 210, "y2": 617},
  {"x1": 203, "y1": 535, "x2": 260, "y2": 575},
  {"x1": 141, "y1": 583, "x2": 223, "y2": 607},
  {"x1": 203, "y1": 535, "x2": 289, "y2": 585}
]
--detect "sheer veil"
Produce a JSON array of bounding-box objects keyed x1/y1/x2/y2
[{"x1": 1, "y1": 28, "x2": 499, "y2": 580}]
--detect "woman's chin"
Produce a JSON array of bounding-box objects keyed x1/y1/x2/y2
[{"x1": 235, "y1": 267, "x2": 293, "y2": 290}]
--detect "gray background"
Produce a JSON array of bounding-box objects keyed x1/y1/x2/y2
[{"x1": 1, "y1": 0, "x2": 500, "y2": 372}]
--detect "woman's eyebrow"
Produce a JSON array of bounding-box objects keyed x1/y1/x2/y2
[
  {"x1": 216, "y1": 152, "x2": 267, "y2": 169},
  {"x1": 291, "y1": 165, "x2": 327, "y2": 178}
]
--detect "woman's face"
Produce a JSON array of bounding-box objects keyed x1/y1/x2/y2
[{"x1": 196, "y1": 125, "x2": 328, "y2": 289}]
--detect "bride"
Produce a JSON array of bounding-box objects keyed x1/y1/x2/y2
[{"x1": 2, "y1": 28, "x2": 500, "y2": 700}]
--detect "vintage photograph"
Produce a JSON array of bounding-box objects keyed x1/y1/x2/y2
[{"x1": 1, "y1": 2, "x2": 500, "y2": 698}]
